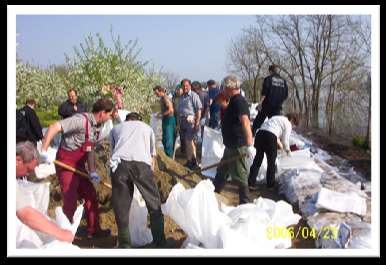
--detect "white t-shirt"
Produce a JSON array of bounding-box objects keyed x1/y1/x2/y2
[
  {"x1": 260, "y1": 115, "x2": 292, "y2": 151},
  {"x1": 109, "y1": 121, "x2": 156, "y2": 167},
  {"x1": 16, "y1": 180, "x2": 32, "y2": 211}
]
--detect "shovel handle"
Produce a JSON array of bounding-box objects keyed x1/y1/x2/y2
[
  {"x1": 53, "y1": 160, "x2": 112, "y2": 189},
  {"x1": 179, "y1": 152, "x2": 247, "y2": 179}
]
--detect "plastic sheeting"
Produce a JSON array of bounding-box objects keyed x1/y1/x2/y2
[
  {"x1": 35, "y1": 141, "x2": 57, "y2": 179},
  {"x1": 249, "y1": 103, "x2": 258, "y2": 121},
  {"x1": 97, "y1": 119, "x2": 114, "y2": 142},
  {"x1": 316, "y1": 187, "x2": 367, "y2": 216},
  {"x1": 162, "y1": 180, "x2": 301, "y2": 249},
  {"x1": 16, "y1": 179, "x2": 82, "y2": 249},
  {"x1": 150, "y1": 113, "x2": 163, "y2": 149},
  {"x1": 201, "y1": 126, "x2": 225, "y2": 178},
  {"x1": 129, "y1": 185, "x2": 153, "y2": 247}
]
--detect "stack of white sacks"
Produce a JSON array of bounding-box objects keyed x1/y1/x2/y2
[
  {"x1": 162, "y1": 180, "x2": 301, "y2": 249},
  {"x1": 199, "y1": 125, "x2": 371, "y2": 249}
]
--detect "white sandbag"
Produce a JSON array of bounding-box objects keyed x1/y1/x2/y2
[
  {"x1": 129, "y1": 185, "x2": 153, "y2": 247},
  {"x1": 306, "y1": 212, "x2": 362, "y2": 249},
  {"x1": 97, "y1": 119, "x2": 114, "y2": 142},
  {"x1": 316, "y1": 188, "x2": 367, "y2": 216},
  {"x1": 277, "y1": 149, "x2": 324, "y2": 174},
  {"x1": 150, "y1": 113, "x2": 163, "y2": 148},
  {"x1": 201, "y1": 126, "x2": 225, "y2": 178},
  {"x1": 289, "y1": 134, "x2": 306, "y2": 149},
  {"x1": 219, "y1": 197, "x2": 301, "y2": 249},
  {"x1": 249, "y1": 103, "x2": 258, "y2": 120},
  {"x1": 346, "y1": 221, "x2": 372, "y2": 249},
  {"x1": 55, "y1": 204, "x2": 84, "y2": 236},
  {"x1": 163, "y1": 180, "x2": 301, "y2": 249},
  {"x1": 117, "y1": 109, "x2": 130, "y2": 123},
  {"x1": 278, "y1": 169, "x2": 322, "y2": 205},
  {"x1": 162, "y1": 180, "x2": 231, "y2": 248},
  {"x1": 16, "y1": 179, "x2": 83, "y2": 249},
  {"x1": 35, "y1": 141, "x2": 58, "y2": 179},
  {"x1": 42, "y1": 240, "x2": 81, "y2": 250}
]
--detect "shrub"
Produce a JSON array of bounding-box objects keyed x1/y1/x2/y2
[{"x1": 352, "y1": 135, "x2": 369, "y2": 149}]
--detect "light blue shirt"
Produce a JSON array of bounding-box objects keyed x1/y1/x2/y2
[
  {"x1": 109, "y1": 121, "x2": 156, "y2": 167},
  {"x1": 178, "y1": 89, "x2": 203, "y2": 117}
]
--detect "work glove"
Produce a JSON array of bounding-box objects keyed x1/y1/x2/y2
[
  {"x1": 246, "y1": 145, "x2": 256, "y2": 158},
  {"x1": 186, "y1": 115, "x2": 195, "y2": 124},
  {"x1": 40, "y1": 151, "x2": 55, "y2": 164},
  {"x1": 109, "y1": 158, "x2": 121, "y2": 174},
  {"x1": 89, "y1": 172, "x2": 101, "y2": 185}
]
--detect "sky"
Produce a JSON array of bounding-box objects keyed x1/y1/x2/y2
[{"x1": 16, "y1": 15, "x2": 256, "y2": 83}]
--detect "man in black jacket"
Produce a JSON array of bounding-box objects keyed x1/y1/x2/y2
[
  {"x1": 58, "y1": 88, "x2": 86, "y2": 119},
  {"x1": 16, "y1": 99, "x2": 43, "y2": 145},
  {"x1": 252, "y1": 64, "x2": 288, "y2": 135}
]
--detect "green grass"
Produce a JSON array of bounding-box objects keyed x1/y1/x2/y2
[{"x1": 36, "y1": 107, "x2": 60, "y2": 128}]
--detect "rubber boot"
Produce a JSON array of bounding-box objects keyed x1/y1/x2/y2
[
  {"x1": 117, "y1": 227, "x2": 131, "y2": 248},
  {"x1": 150, "y1": 212, "x2": 166, "y2": 248},
  {"x1": 238, "y1": 183, "x2": 251, "y2": 204}
]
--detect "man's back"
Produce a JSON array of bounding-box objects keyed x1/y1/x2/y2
[
  {"x1": 110, "y1": 121, "x2": 155, "y2": 166},
  {"x1": 19, "y1": 105, "x2": 43, "y2": 144},
  {"x1": 262, "y1": 73, "x2": 288, "y2": 109}
]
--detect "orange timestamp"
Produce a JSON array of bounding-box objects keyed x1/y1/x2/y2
[{"x1": 266, "y1": 225, "x2": 338, "y2": 240}]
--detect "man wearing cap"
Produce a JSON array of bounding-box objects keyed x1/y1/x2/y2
[{"x1": 41, "y1": 98, "x2": 113, "y2": 239}]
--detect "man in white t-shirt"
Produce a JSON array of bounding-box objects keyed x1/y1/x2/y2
[
  {"x1": 16, "y1": 141, "x2": 74, "y2": 244},
  {"x1": 109, "y1": 112, "x2": 165, "y2": 248}
]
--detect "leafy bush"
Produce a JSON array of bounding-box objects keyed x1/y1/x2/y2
[
  {"x1": 352, "y1": 135, "x2": 369, "y2": 149},
  {"x1": 36, "y1": 107, "x2": 60, "y2": 128}
]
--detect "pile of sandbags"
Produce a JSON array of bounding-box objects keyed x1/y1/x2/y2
[
  {"x1": 276, "y1": 148, "x2": 371, "y2": 249},
  {"x1": 162, "y1": 180, "x2": 301, "y2": 249}
]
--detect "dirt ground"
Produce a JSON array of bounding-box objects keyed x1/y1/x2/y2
[
  {"x1": 295, "y1": 127, "x2": 371, "y2": 180},
  {"x1": 43, "y1": 140, "x2": 315, "y2": 249}
]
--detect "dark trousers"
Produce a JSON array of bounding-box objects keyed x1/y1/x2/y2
[
  {"x1": 248, "y1": 130, "x2": 278, "y2": 188},
  {"x1": 252, "y1": 107, "x2": 281, "y2": 135},
  {"x1": 111, "y1": 160, "x2": 165, "y2": 244},
  {"x1": 213, "y1": 146, "x2": 250, "y2": 204}
]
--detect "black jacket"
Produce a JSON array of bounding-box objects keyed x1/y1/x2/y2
[
  {"x1": 21, "y1": 105, "x2": 43, "y2": 143},
  {"x1": 261, "y1": 73, "x2": 288, "y2": 110},
  {"x1": 58, "y1": 100, "x2": 86, "y2": 119}
]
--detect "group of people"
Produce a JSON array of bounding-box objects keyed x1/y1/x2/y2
[
  {"x1": 153, "y1": 78, "x2": 227, "y2": 170},
  {"x1": 15, "y1": 63, "x2": 299, "y2": 249},
  {"x1": 153, "y1": 64, "x2": 299, "y2": 205},
  {"x1": 16, "y1": 90, "x2": 166, "y2": 248},
  {"x1": 213, "y1": 65, "x2": 299, "y2": 205}
]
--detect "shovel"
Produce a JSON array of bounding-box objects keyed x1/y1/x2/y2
[
  {"x1": 54, "y1": 160, "x2": 112, "y2": 189},
  {"x1": 176, "y1": 152, "x2": 247, "y2": 179}
]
